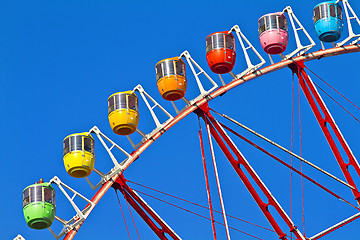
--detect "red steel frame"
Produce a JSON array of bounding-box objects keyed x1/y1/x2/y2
[
  {"x1": 112, "y1": 175, "x2": 181, "y2": 240},
  {"x1": 195, "y1": 104, "x2": 307, "y2": 240},
  {"x1": 289, "y1": 61, "x2": 360, "y2": 202}
]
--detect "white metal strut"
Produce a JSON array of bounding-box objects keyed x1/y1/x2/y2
[
  {"x1": 205, "y1": 122, "x2": 231, "y2": 240},
  {"x1": 47, "y1": 176, "x2": 95, "y2": 240},
  {"x1": 282, "y1": 6, "x2": 316, "y2": 59},
  {"x1": 126, "y1": 84, "x2": 174, "y2": 149},
  {"x1": 336, "y1": 0, "x2": 360, "y2": 46},
  {"x1": 13, "y1": 235, "x2": 25, "y2": 240},
  {"x1": 85, "y1": 126, "x2": 132, "y2": 190},
  {"x1": 180, "y1": 50, "x2": 218, "y2": 104},
  {"x1": 229, "y1": 25, "x2": 266, "y2": 79}
]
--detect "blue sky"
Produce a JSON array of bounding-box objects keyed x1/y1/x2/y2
[{"x1": 1, "y1": 0, "x2": 360, "y2": 239}]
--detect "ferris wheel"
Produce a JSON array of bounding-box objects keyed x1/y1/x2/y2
[{"x1": 21, "y1": 0, "x2": 360, "y2": 239}]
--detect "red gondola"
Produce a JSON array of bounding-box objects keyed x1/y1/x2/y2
[{"x1": 206, "y1": 31, "x2": 236, "y2": 74}]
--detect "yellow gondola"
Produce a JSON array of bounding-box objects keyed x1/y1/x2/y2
[
  {"x1": 108, "y1": 91, "x2": 139, "y2": 135},
  {"x1": 155, "y1": 57, "x2": 187, "y2": 101},
  {"x1": 63, "y1": 133, "x2": 95, "y2": 178}
]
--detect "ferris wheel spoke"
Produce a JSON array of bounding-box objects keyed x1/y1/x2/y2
[
  {"x1": 198, "y1": 119, "x2": 217, "y2": 240},
  {"x1": 115, "y1": 190, "x2": 132, "y2": 239},
  {"x1": 215, "y1": 119, "x2": 360, "y2": 212},
  {"x1": 209, "y1": 109, "x2": 355, "y2": 190},
  {"x1": 195, "y1": 104, "x2": 306, "y2": 240},
  {"x1": 204, "y1": 118, "x2": 232, "y2": 240},
  {"x1": 289, "y1": 61, "x2": 360, "y2": 203},
  {"x1": 300, "y1": 64, "x2": 360, "y2": 113},
  {"x1": 127, "y1": 179, "x2": 278, "y2": 234},
  {"x1": 309, "y1": 211, "x2": 360, "y2": 240}
]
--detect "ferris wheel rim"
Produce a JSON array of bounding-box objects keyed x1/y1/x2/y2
[
  {"x1": 63, "y1": 44, "x2": 360, "y2": 240},
  {"x1": 124, "y1": 44, "x2": 360, "y2": 172}
]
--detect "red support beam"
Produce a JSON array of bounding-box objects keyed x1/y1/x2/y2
[
  {"x1": 198, "y1": 127, "x2": 217, "y2": 239},
  {"x1": 195, "y1": 105, "x2": 307, "y2": 240},
  {"x1": 112, "y1": 175, "x2": 181, "y2": 240},
  {"x1": 289, "y1": 61, "x2": 360, "y2": 201}
]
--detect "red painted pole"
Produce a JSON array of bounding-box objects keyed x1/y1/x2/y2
[
  {"x1": 289, "y1": 61, "x2": 360, "y2": 202},
  {"x1": 198, "y1": 127, "x2": 217, "y2": 240}
]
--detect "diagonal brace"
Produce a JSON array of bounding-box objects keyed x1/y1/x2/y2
[
  {"x1": 112, "y1": 175, "x2": 181, "y2": 240},
  {"x1": 289, "y1": 61, "x2": 360, "y2": 202},
  {"x1": 195, "y1": 104, "x2": 307, "y2": 240}
]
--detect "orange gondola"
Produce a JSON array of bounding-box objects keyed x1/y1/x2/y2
[{"x1": 155, "y1": 57, "x2": 187, "y2": 101}]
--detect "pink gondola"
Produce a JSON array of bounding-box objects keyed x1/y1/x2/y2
[{"x1": 258, "y1": 12, "x2": 289, "y2": 55}]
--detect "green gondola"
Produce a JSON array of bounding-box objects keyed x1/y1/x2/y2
[{"x1": 23, "y1": 178, "x2": 56, "y2": 229}]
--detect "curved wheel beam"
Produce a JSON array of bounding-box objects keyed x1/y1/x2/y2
[{"x1": 64, "y1": 44, "x2": 360, "y2": 240}]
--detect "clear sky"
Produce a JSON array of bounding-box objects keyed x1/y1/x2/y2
[{"x1": 2, "y1": 0, "x2": 360, "y2": 239}]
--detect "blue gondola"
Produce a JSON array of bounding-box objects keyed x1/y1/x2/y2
[{"x1": 313, "y1": 1, "x2": 344, "y2": 42}]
